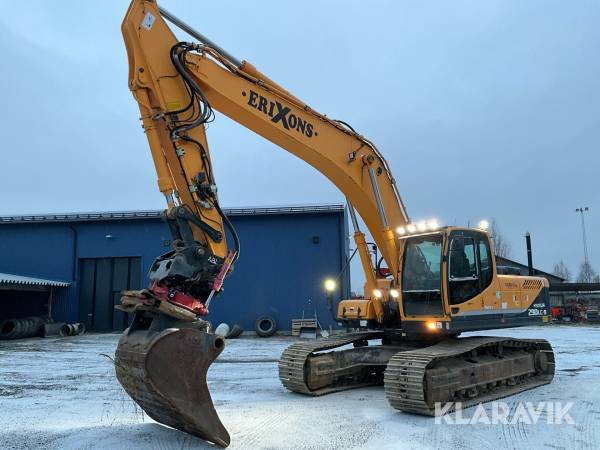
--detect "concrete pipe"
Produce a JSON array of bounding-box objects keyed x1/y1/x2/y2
[
  {"x1": 215, "y1": 323, "x2": 230, "y2": 338},
  {"x1": 43, "y1": 322, "x2": 66, "y2": 338},
  {"x1": 226, "y1": 324, "x2": 243, "y2": 339},
  {"x1": 59, "y1": 323, "x2": 86, "y2": 337},
  {"x1": 33, "y1": 318, "x2": 46, "y2": 337}
]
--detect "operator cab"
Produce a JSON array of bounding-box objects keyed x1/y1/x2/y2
[{"x1": 400, "y1": 228, "x2": 494, "y2": 318}]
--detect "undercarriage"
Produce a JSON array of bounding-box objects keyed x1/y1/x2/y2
[{"x1": 279, "y1": 331, "x2": 555, "y2": 415}]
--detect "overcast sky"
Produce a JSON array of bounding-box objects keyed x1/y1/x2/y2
[{"x1": 0, "y1": 0, "x2": 598, "y2": 279}]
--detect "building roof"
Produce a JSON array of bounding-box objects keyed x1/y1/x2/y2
[
  {"x1": 0, "y1": 204, "x2": 345, "y2": 224},
  {"x1": 549, "y1": 282, "x2": 600, "y2": 293},
  {"x1": 0, "y1": 273, "x2": 70, "y2": 287},
  {"x1": 495, "y1": 256, "x2": 564, "y2": 283}
]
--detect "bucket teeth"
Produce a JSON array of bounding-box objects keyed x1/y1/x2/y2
[{"x1": 115, "y1": 323, "x2": 230, "y2": 447}]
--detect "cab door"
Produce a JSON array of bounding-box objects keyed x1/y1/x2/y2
[{"x1": 446, "y1": 230, "x2": 495, "y2": 313}]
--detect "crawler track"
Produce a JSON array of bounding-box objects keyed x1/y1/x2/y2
[
  {"x1": 384, "y1": 336, "x2": 555, "y2": 415},
  {"x1": 278, "y1": 331, "x2": 384, "y2": 395}
]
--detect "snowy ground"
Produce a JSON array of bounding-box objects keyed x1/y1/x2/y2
[{"x1": 0, "y1": 325, "x2": 599, "y2": 450}]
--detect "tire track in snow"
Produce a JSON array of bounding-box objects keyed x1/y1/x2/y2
[
  {"x1": 575, "y1": 399, "x2": 595, "y2": 450},
  {"x1": 230, "y1": 405, "x2": 282, "y2": 450}
]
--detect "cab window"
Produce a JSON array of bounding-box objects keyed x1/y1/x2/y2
[
  {"x1": 401, "y1": 234, "x2": 444, "y2": 316},
  {"x1": 448, "y1": 235, "x2": 478, "y2": 304},
  {"x1": 478, "y1": 238, "x2": 492, "y2": 288},
  {"x1": 448, "y1": 232, "x2": 493, "y2": 305}
]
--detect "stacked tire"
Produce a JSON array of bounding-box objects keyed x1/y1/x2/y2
[{"x1": 0, "y1": 317, "x2": 50, "y2": 340}]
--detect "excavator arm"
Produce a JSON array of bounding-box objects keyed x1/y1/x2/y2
[
  {"x1": 122, "y1": 0, "x2": 409, "y2": 304},
  {"x1": 121, "y1": 3, "x2": 242, "y2": 317}
]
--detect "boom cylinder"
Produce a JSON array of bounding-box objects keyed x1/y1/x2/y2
[
  {"x1": 368, "y1": 167, "x2": 388, "y2": 227},
  {"x1": 347, "y1": 200, "x2": 361, "y2": 233},
  {"x1": 158, "y1": 6, "x2": 242, "y2": 67}
]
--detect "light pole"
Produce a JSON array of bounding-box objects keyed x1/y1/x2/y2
[{"x1": 575, "y1": 207, "x2": 590, "y2": 268}]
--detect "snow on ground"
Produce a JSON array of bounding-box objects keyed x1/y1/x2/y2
[{"x1": 0, "y1": 325, "x2": 599, "y2": 450}]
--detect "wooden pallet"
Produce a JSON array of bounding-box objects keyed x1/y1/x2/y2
[{"x1": 291, "y1": 318, "x2": 318, "y2": 337}]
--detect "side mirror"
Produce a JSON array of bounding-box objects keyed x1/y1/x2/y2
[{"x1": 450, "y1": 237, "x2": 465, "y2": 252}]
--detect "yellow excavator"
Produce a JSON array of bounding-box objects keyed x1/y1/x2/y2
[{"x1": 115, "y1": 1, "x2": 555, "y2": 447}]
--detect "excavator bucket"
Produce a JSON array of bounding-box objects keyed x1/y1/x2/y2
[{"x1": 115, "y1": 319, "x2": 230, "y2": 447}]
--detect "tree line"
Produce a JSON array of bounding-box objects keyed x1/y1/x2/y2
[{"x1": 552, "y1": 259, "x2": 599, "y2": 283}]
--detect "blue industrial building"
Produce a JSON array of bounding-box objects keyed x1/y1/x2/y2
[{"x1": 0, "y1": 205, "x2": 349, "y2": 333}]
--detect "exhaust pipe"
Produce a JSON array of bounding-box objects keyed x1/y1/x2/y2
[{"x1": 525, "y1": 232, "x2": 534, "y2": 276}]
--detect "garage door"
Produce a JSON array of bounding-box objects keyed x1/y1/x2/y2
[{"x1": 78, "y1": 257, "x2": 141, "y2": 331}]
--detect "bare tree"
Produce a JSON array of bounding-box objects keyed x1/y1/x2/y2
[
  {"x1": 490, "y1": 220, "x2": 512, "y2": 258},
  {"x1": 552, "y1": 259, "x2": 572, "y2": 281},
  {"x1": 577, "y1": 261, "x2": 599, "y2": 283}
]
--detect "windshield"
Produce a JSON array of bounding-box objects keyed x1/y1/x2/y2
[
  {"x1": 402, "y1": 234, "x2": 443, "y2": 291},
  {"x1": 401, "y1": 234, "x2": 444, "y2": 316}
]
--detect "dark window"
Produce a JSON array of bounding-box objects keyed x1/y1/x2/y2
[
  {"x1": 448, "y1": 236, "x2": 479, "y2": 304},
  {"x1": 448, "y1": 232, "x2": 493, "y2": 305},
  {"x1": 401, "y1": 234, "x2": 444, "y2": 316},
  {"x1": 478, "y1": 238, "x2": 493, "y2": 289}
]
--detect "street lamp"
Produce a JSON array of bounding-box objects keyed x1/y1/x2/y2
[{"x1": 575, "y1": 207, "x2": 590, "y2": 267}]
